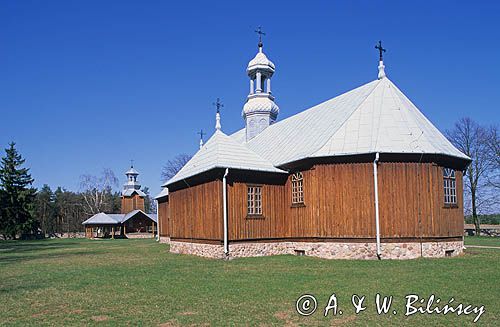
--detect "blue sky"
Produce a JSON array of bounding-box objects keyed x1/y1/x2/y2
[{"x1": 1, "y1": 0, "x2": 499, "y2": 194}]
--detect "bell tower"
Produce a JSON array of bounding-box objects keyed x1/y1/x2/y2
[
  {"x1": 242, "y1": 27, "x2": 279, "y2": 141},
  {"x1": 121, "y1": 163, "x2": 145, "y2": 213}
]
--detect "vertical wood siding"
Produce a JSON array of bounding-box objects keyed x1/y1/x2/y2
[
  {"x1": 168, "y1": 162, "x2": 464, "y2": 241},
  {"x1": 169, "y1": 180, "x2": 223, "y2": 240}
]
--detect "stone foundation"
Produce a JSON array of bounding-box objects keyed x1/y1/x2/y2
[{"x1": 168, "y1": 240, "x2": 463, "y2": 260}]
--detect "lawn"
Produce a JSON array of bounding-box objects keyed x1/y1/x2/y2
[
  {"x1": 464, "y1": 236, "x2": 500, "y2": 247},
  {"x1": 0, "y1": 237, "x2": 498, "y2": 326}
]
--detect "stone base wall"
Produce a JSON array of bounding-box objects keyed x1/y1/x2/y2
[
  {"x1": 159, "y1": 236, "x2": 171, "y2": 244},
  {"x1": 168, "y1": 240, "x2": 464, "y2": 260},
  {"x1": 126, "y1": 233, "x2": 155, "y2": 239}
]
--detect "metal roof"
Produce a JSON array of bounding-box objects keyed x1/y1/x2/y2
[
  {"x1": 154, "y1": 188, "x2": 169, "y2": 199},
  {"x1": 82, "y1": 210, "x2": 157, "y2": 225},
  {"x1": 164, "y1": 129, "x2": 287, "y2": 187},
  {"x1": 121, "y1": 189, "x2": 146, "y2": 197},
  {"x1": 231, "y1": 77, "x2": 470, "y2": 166}
]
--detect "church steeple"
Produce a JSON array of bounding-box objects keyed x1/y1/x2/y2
[
  {"x1": 242, "y1": 27, "x2": 279, "y2": 141},
  {"x1": 121, "y1": 163, "x2": 145, "y2": 213},
  {"x1": 124, "y1": 163, "x2": 141, "y2": 192}
]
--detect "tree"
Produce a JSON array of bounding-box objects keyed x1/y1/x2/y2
[
  {"x1": 79, "y1": 168, "x2": 118, "y2": 215},
  {"x1": 486, "y1": 125, "x2": 500, "y2": 190},
  {"x1": 161, "y1": 154, "x2": 192, "y2": 182},
  {"x1": 446, "y1": 118, "x2": 494, "y2": 235},
  {"x1": 35, "y1": 184, "x2": 56, "y2": 236},
  {"x1": 0, "y1": 142, "x2": 37, "y2": 239}
]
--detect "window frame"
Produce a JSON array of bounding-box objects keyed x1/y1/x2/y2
[
  {"x1": 246, "y1": 184, "x2": 263, "y2": 218},
  {"x1": 443, "y1": 168, "x2": 458, "y2": 207},
  {"x1": 291, "y1": 172, "x2": 305, "y2": 207}
]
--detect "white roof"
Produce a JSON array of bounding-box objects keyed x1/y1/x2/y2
[
  {"x1": 232, "y1": 77, "x2": 469, "y2": 166},
  {"x1": 82, "y1": 210, "x2": 157, "y2": 225},
  {"x1": 126, "y1": 167, "x2": 139, "y2": 175},
  {"x1": 121, "y1": 189, "x2": 146, "y2": 197},
  {"x1": 247, "y1": 49, "x2": 275, "y2": 72},
  {"x1": 164, "y1": 129, "x2": 286, "y2": 186},
  {"x1": 154, "y1": 188, "x2": 169, "y2": 199}
]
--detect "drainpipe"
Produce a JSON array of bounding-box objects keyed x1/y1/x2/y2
[
  {"x1": 373, "y1": 152, "x2": 382, "y2": 259},
  {"x1": 223, "y1": 168, "x2": 229, "y2": 257},
  {"x1": 156, "y1": 199, "x2": 160, "y2": 242}
]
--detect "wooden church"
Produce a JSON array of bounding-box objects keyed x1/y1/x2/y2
[
  {"x1": 156, "y1": 38, "x2": 470, "y2": 260},
  {"x1": 83, "y1": 166, "x2": 157, "y2": 238}
]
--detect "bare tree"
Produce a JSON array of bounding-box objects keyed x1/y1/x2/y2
[
  {"x1": 446, "y1": 118, "x2": 494, "y2": 235},
  {"x1": 487, "y1": 125, "x2": 500, "y2": 190},
  {"x1": 161, "y1": 154, "x2": 192, "y2": 182},
  {"x1": 79, "y1": 168, "x2": 118, "y2": 215}
]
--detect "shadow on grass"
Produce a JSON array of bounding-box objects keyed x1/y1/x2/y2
[
  {"x1": 0, "y1": 249, "x2": 104, "y2": 265},
  {"x1": 0, "y1": 239, "x2": 85, "y2": 254}
]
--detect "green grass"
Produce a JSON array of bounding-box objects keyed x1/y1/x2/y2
[
  {"x1": 0, "y1": 238, "x2": 498, "y2": 326},
  {"x1": 464, "y1": 236, "x2": 500, "y2": 247}
]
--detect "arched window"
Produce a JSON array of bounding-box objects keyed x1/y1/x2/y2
[{"x1": 291, "y1": 172, "x2": 304, "y2": 204}]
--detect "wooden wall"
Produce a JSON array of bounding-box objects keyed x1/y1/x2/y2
[
  {"x1": 169, "y1": 180, "x2": 223, "y2": 241},
  {"x1": 157, "y1": 199, "x2": 170, "y2": 237},
  {"x1": 168, "y1": 162, "x2": 464, "y2": 242},
  {"x1": 121, "y1": 194, "x2": 145, "y2": 213},
  {"x1": 378, "y1": 162, "x2": 463, "y2": 238}
]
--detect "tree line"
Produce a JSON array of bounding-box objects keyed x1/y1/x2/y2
[{"x1": 0, "y1": 143, "x2": 155, "y2": 240}]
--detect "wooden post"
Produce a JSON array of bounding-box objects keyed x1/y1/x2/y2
[
  {"x1": 124, "y1": 225, "x2": 126, "y2": 236},
  {"x1": 112, "y1": 226, "x2": 115, "y2": 239},
  {"x1": 152, "y1": 222, "x2": 155, "y2": 238}
]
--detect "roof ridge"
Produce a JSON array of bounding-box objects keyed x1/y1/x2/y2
[{"x1": 311, "y1": 79, "x2": 382, "y2": 157}]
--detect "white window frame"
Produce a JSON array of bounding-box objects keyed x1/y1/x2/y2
[
  {"x1": 291, "y1": 172, "x2": 304, "y2": 204},
  {"x1": 443, "y1": 168, "x2": 457, "y2": 205},
  {"x1": 247, "y1": 185, "x2": 262, "y2": 216}
]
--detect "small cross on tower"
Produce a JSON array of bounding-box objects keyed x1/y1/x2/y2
[
  {"x1": 255, "y1": 26, "x2": 266, "y2": 47},
  {"x1": 197, "y1": 129, "x2": 205, "y2": 140},
  {"x1": 375, "y1": 40, "x2": 386, "y2": 61},
  {"x1": 213, "y1": 98, "x2": 224, "y2": 113},
  {"x1": 130, "y1": 159, "x2": 134, "y2": 168}
]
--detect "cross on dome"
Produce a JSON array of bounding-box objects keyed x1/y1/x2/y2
[
  {"x1": 375, "y1": 40, "x2": 387, "y2": 79},
  {"x1": 255, "y1": 26, "x2": 266, "y2": 49}
]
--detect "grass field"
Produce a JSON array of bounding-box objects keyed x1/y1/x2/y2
[
  {"x1": 464, "y1": 236, "x2": 500, "y2": 247},
  {"x1": 0, "y1": 237, "x2": 499, "y2": 326}
]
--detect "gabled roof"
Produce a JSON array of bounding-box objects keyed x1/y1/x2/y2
[
  {"x1": 232, "y1": 78, "x2": 469, "y2": 166},
  {"x1": 82, "y1": 212, "x2": 122, "y2": 225},
  {"x1": 121, "y1": 189, "x2": 146, "y2": 197},
  {"x1": 164, "y1": 129, "x2": 287, "y2": 187},
  {"x1": 82, "y1": 210, "x2": 157, "y2": 225}
]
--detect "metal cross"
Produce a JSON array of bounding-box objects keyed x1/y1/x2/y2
[
  {"x1": 375, "y1": 40, "x2": 386, "y2": 61},
  {"x1": 255, "y1": 26, "x2": 266, "y2": 46},
  {"x1": 213, "y1": 98, "x2": 224, "y2": 113},
  {"x1": 197, "y1": 129, "x2": 205, "y2": 140}
]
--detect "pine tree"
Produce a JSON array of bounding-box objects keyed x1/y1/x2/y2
[{"x1": 0, "y1": 142, "x2": 37, "y2": 239}]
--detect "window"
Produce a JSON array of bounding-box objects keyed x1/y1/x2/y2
[
  {"x1": 443, "y1": 168, "x2": 457, "y2": 205},
  {"x1": 247, "y1": 186, "x2": 262, "y2": 216},
  {"x1": 291, "y1": 172, "x2": 304, "y2": 204}
]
